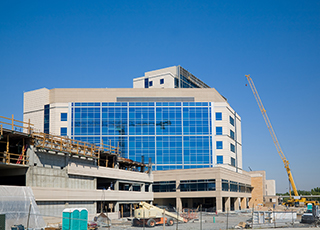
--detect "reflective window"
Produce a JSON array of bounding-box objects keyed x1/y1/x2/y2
[
  {"x1": 217, "y1": 155, "x2": 223, "y2": 164},
  {"x1": 60, "y1": 127, "x2": 67, "y2": 136},
  {"x1": 215, "y1": 112, "x2": 222, "y2": 121},
  {"x1": 180, "y1": 179, "x2": 215, "y2": 192},
  {"x1": 216, "y1": 141, "x2": 223, "y2": 149},
  {"x1": 149, "y1": 81, "x2": 153, "y2": 87},
  {"x1": 230, "y1": 116, "x2": 234, "y2": 126},
  {"x1": 216, "y1": 127, "x2": 222, "y2": 135},
  {"x1": 231, "y1": 157, "x2": 236, "y2": 167},
  {"x1": 144, "y1": 78, "x2": 149, "y2": 88},
  {"x1": 160, "y1": 79, "x2": 164, "y2": 84},
  {"x1": 61, "y1": 113, "x2": 67, "y2": 121},
  {"x1": 230, "y1": 130, "x2": 235, "y2": 140},
  {"x1": 230, "y1": 181, "x2": 238, "y2": 192},
  {"x1": 222, "y1": 179, "x2": 229, "y2": 191},
  {"x1": 71, "y1": 102, "x2": 213, "y2": 169},
  {"x1": 44, "y1": 104, "x2": 50, "y2": 134},
  {"x1": 230, "y1": 143, "x2": 235, "y2": 153},
  {"x1": 153, "y1": 181, "x2": 176, "y2": 192}
]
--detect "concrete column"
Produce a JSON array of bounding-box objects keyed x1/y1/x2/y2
[
  {"x1": 241, "y1": 198, "x2": 246, "y2": 210},
  {"x1": 148, "y1": 184, "x2": 153, "y2": 192},
  {"x1": 176, "y1": 197, "x2": 182, "y2": 212},
  {"x1": 141, "y1": 183, "x2": 145, "y2": 193},
  {"x1": 115, "y1": 202, "x2": 119, "y2": 212},
  {"x1": 235, "y1": 197, "x2": 240, "y2": 211},
  {"x1": 225, "y1": 197, "x2": 230, "y2": 212},
  {"x1": 216, "y1": 196, "x2": 223, "y2": 213},
  {"x1": 114, "y1": 181, "x2": 119, "y2": 190}
]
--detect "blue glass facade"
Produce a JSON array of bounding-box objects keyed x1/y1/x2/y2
[{"x1": 70, "y1": 102, "x2": 213, "y2": 170}]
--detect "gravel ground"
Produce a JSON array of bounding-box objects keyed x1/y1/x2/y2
[{"x1": 105, "y1": 212, "x2": 314, "y2": 230}]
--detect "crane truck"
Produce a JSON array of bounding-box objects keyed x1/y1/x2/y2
[
  {"x1": 245, "y1": 75, "x2": 319, "y2": 207},
  {"x1": 132, "y1": 202, "x2": 188, "y2": 227}
]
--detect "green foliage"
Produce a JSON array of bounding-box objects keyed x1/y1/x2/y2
[
  {"x1": 277, "y1": 187, "x2": 320, "y2": 202},
  {"x1": 311, "y1": 187, "x2": 320, "y2": 194}
]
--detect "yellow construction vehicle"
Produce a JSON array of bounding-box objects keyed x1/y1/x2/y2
[
  {"x1": 133, "y1": 202, "x2": 188, "y2": 227},
  {"x1": 245, "y1": 75, "x2": 319, "y2": 207}
]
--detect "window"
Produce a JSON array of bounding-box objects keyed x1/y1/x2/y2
[
  {"x1": 230, "y1": 181, "x2": 238, "y2": 192},
  {"x1": 144, "y1": 78, "x2": 149, "y2": 88},
  {"x1": 229, "y1": 116, "x2": 234, "y2": 126},
  {"x1": 217, "y1": 155, "x2": 223, "y2": 164},
  {"x1": 174, "y1": 78, "x2": 179, "y2": 88},
  {"x1": 231, "y1": 157, "x2": 236, "y2": 167},
  {"x1": 216, "y1": 141, "x2": 223, "y2": 149},
  {"x1": 230, "y1": 143, "x2": 235, "y2": 152},
  {"x1": 60, "y1": 127, "x2": 67, "y2": 136},
  {"x1": 61, "y1": 113, "x2": 67, "y2": 121},
  {"x1": 44, "y1": 104, "x2": 50, "y2": 134},
  {"x1": 153, "y1": 181, "x2": 176, "y2": 192},
  {"x1": 180, "y1": 179, "x2": 216, "y2": 192},
  {"x1": 216, "y1": 112, "x2": 222, "y2": 121},
  {"x1": 216, "y1": 127, "x2": 222, "y2": 135},
  {"x1": 222, "y1": 179, "x2": 229, "y2": 191},
  {"x1": 160, "y1": 79, "x2": 164, "y2": 84},
  {"x1": 149, "y1": 81, "x2": 153, "y2": 87},
  {"x1": 230, "y1": 130, "x2": 235, "y2": 140}
]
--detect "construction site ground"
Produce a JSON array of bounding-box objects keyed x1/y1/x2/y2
[{"x1": 108, "y1": 212, "x2": 315, "y2": 230}]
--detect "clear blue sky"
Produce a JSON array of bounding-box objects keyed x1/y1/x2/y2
[{"x1": 1, "y1": 0, "x2": 319, "y2": 193}]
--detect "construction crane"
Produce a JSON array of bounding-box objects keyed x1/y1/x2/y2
[{"x1": 245, "y1": 74, "x2": 319, "y2": 207}]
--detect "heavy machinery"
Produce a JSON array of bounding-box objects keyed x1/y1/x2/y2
[
  {"x1": 133, "y1": 202, "x2": 188, "y2": 227},
  {"x1": 245, "y1": 75, "x2": 319, "y2": 207}
]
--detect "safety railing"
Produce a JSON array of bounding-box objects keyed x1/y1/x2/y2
[
  {"x1": 0, "y1": 150, "x2": 28, "y2": 165},
  {"x1": 0, "y1": 114, "x2": 121, "y2": 165},
  {"x1": 0, "y1": 114, "x2": 33, "y2": 135}
]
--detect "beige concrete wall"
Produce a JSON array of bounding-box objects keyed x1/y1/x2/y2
[
  {"x1": 153, "y1": 167, "x2": 250, "y2": 183},
  {"x1": 145, "y1": 66, "x2": 178, "y2": 78},
  {"x1": 23, "y1": 88, "x2": 50, "y2": 132},
  {"x1": 32, "y1": 187, "x2": 153, "y2": 202},
  {"x1": 49, "y1": 103, "x2": 69, "y2": 135},
  {"x1": 266, "y1": 179, "x2": 276, "y2": 196},
  {"x1": 47, "y1": 88, "x2": 227, "y2": 104},
  {"x1": 249, "y1": 171, "x2": 265, "y2": 207},
  {"x1": 68, "y1": 163, "x2": 153, "y2": 183},
  {"x1": 213, "y1": 102, "x2": 242, "y2": 170},
  {"x1": 133, "y1": 68, "x2": 177, "y2": 88}
]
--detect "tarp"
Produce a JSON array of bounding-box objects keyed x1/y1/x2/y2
[{"x1": 0, "y1": 186, "x2": 46, "y2": 230}]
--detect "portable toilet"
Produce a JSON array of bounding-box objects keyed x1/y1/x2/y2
[
  {"x1": 307, "y1": 203, "x2": 313, "y2": 210},
  {"x1": 71, "y1": 209, "x2": 80, "y2": 230},
  {"x1": 79, "y1": 208, "x2": 88, "y2": 230},
  {"x1": 62, "y1": 208, "x2": 72, "y2": 230}
]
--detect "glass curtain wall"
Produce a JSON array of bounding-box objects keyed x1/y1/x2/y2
[{"x1": 71, "y1": 102, "x2": 213, "y2": 170}]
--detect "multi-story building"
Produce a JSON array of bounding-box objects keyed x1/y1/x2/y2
[
  {"x1": 22, "y1": 66, "x2": 275, "y2": 212},
  {"x1": 24, "y1": 66, "x2": 241, "y2": 172}
]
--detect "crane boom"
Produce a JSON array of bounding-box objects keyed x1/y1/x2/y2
[{"x1": 245, "y1": 75, "x2": 299, "y2": 197}]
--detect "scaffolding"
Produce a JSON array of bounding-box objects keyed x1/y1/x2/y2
[{"x1": 0, "y1": 115, "x2": 149, "y2": 171}]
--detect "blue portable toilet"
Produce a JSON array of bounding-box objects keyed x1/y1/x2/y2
[
  {"x1": 62, "y1": 208, "x2": 72, "y2": 230},
  {"x1": 78, "y1": 208, "x2": 88, "y2": 230},
  {"x1": 71, "y1": 209, "x2": 80, "y2": 230}
]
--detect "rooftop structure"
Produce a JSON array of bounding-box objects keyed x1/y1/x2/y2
[{"x1": 133, "y1": 66, "x2": 211, "y2": 89}]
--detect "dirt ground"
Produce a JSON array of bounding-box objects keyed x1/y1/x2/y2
[{"x1": 108, "y1": 212, "x2": 314, "y2": 230}]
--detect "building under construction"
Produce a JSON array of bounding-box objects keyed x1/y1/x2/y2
[{"x1": 0, "y1": 115, "x2": 153, "y2": 223}]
